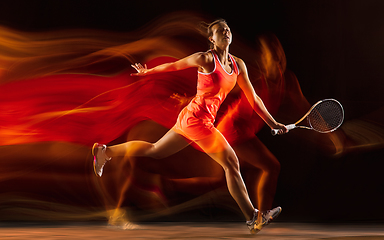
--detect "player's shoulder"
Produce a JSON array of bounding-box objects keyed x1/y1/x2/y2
[
  {"x1": 191, "y1": 50, "x2": 214, "y2": 65},
  {"x1": 230, "y1": 54, "x2": 245, "y2": 66},
  {"x1": 230, "y1": 54, "x2": 246, "y2": 74},
  {"x1": 202, "y1": 50, "x2": 214, "y2": 60},
  {"x1": 191, "y1": 51, "x2": 212, "y2": 60}
]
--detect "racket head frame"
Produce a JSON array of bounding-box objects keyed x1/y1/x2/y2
[
  {"x1": 271, "y1": 98, "x2": 344, "y2": 135},
  {"x1": 305, "y1": 98, "x2": 344, "y2": 133}
]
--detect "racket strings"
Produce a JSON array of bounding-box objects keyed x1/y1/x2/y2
[{"x1": 308, "y1": 100, "x2": 344, "y2": 133}]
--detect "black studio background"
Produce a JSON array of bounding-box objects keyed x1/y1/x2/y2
[{"x1": 0, "y1": 0, "x2": 383, "y2": 222}]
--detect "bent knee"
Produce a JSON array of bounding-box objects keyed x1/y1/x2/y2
[
  {"x1": 222, "y1": 156, "x2": 240, "y2": 173},
  {"x1": 143, "y1": 144, "x2": 164, "y2": 159}
]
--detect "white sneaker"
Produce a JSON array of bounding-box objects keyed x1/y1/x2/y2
[
  {"x1": 247, "y1": 206, "x2": 282, "y2": 234},
  {"x1": 92, "y1": 143, "x2": 111, "y2": 177}
]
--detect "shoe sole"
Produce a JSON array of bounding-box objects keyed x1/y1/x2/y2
[{"x1": 250, "y1": 228, "x2": 260, "y2": 234}]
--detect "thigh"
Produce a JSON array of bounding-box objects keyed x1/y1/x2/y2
[
  {"x1": 194, "y1": 128, "x2": 238, "y2": 168},
  {"x1": 152, "y1": 128, "x2": 192, "y2": 158}
]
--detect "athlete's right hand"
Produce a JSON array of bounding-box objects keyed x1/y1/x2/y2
[{"x1": 130, "y1": 63, "x2": 148, "y2": 76}]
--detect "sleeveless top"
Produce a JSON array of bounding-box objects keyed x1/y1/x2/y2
[{"x1": 173, "y1": 50, "x2": 240, "y2": 141}]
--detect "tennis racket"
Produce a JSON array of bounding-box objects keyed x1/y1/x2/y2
[{"x1": 272, "y1": 98, "x2": 344, "y2": 136}]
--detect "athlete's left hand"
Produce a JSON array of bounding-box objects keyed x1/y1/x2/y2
[{"x1": 131, "y1": 63, "x2": 148, "y2": 76}]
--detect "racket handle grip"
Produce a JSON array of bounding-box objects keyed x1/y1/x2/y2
[{"x1": 271, "y1": 124, "x2": 296, "y2": 136}]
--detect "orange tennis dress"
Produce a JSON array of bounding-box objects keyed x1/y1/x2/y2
[{"x1": 173, "y1": 50, "x2": 239, "y2": 141}]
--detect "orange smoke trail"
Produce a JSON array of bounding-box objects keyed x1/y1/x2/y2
[
  {"x1": 0, "y1": 13, "x2": 205, "y2": 83},
  {"x1": 0, "y1": 13, "x2": 293, "y2": 149}
]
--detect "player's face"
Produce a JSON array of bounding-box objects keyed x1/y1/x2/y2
[{"x1": 210, "y1": 22, "x2": 232, "y2": 48}]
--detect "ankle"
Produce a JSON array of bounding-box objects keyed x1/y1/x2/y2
[{"x1": 246, "y1": 209, "x2": 259, "y2": 224}]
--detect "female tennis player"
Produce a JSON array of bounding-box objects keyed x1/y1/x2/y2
[{"x1": 92, "y1": 19, "x2": 287, "y2": 233}]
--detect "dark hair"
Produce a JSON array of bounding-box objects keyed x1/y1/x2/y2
[{"x1": 200, "y1": 19, "x2": 227, "y2": 49}]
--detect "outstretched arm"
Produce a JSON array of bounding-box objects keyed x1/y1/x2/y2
[
  {"x1": 235, "y1": 58, "x2": 287, "y2": 134},
  {"x1": 131, "y1": 52, "x2": 208, "y2": 76}
]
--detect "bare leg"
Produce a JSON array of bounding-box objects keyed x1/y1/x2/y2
[
  {"x1": 106, "y1": 128, "x2": 192, "y2": 159},
  {"x1": 195, "y1": 129, "x2": 255, "y2": 221}
]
